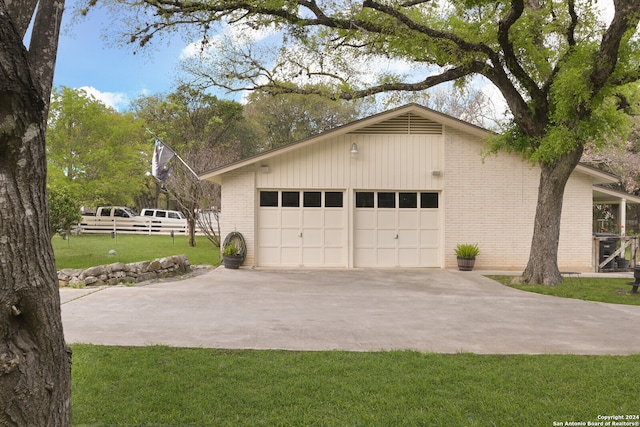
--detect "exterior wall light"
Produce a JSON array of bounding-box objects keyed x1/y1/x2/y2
[{"x1": 350, "y1": 143, "x2": 359, "y2": 157}]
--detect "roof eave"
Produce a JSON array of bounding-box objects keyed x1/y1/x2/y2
[
  {"x1": 574, "y1": 164, "x2": 619, "y2": 184},
  {"x1": 593, "y1": 185, "x2": 640, "y2": 204}
]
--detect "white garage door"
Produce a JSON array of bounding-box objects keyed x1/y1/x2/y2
[
  {"x1": 354, "y1": 191, "x2": 440, "y2": 267},
  {"x1": 257, "y1": 190, "x2": 346, "y2": 267}
]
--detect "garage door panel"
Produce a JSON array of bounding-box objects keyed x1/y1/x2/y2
[
  {"x1": 355, "y1": 211, "x2": 375, "y2": 229},
  {"x1": 324, "y1": 210, "x2": 343, "y2": 226},
  {"x1": 281, "y1": 247, "x2": 300, "y2": 265},
  {"x1": 398, "y1": 229, "x2": 418, "y2": 246},
  {"x1": 324, "y1": 248, "x2": 344, "y2": 266},
  {"x1": 376, "y1": 248, "x2": 396, "y2": 267},
  {"x1": 355, "y1": 191, "x2": 440, "y2": 268},
  {"x1": 376, "y1": 229, "x2": 397, "y2": 247},
  {"x1": 281, "y1": 228, "x2": 301, "y2": 246},
  {"x1": 398, "y1": 248, "x2": 419, "y2": 266},
  {"x1": 324, "y1": 229, "x2": 343, "y2": 246},
  {"x1": 420, "y1": 248, "x2": 440, "y2": 267},
  {"x1": 259, "y1": 210, "x2": 280, "y2": 228},
  {"x1": 376, "y1": 211, "x2": 396, "y2": 227},
  {"x1": 302, "y1": 248, "x2": 323, "y2": 265},
  {"x1": 420, "y1": 210, "x2": 439, "y2": 226},
  {"x1": 302, "y1": 210, "x2": 322, "y2": 226},
  {"x1": 303, "y1": 229, "x2": 322, "y2": 246},
  {"x1": 258, "y1": 228, "x2": 280, "y2": 245},
  {"x1": 259, "y1": 248, "x2": 281, "y2": 266},
  {"x1": 398, "y1": 211, "x2": 419, "y2": 228},
  {"x1": 355, "y1": 229, "x2": 375, "y2": 246},
  {"x1": 282, "y1": 210, "x2": 301, "y2": 226},
  {"x1": 420, "y1": 229, "x2": 439, "y2": 244},
  {"x1": 354, "y1": 248, "x2": 373, "y2": 264}
]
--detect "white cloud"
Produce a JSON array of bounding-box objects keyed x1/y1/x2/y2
[
  {"x1": 181, "y1": 41, "x2": 203, "y2": 59},
  {"x1": 78, "y1": 86, "x2": 128, "y2": 110},
  {"x1": 180, "y1": 22, "x2": 280, "y2": 60}
]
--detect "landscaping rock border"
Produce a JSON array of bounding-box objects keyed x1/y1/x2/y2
[{"x1": 58, "y1": 254, "x2": 191, "y2": 287}]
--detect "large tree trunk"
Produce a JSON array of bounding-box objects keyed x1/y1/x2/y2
[
  {"x1": 520, "y1": 146, "x2": 584, "y2": 285},
  {"x1": 0, "y1": 0, "x2": 71, "y2": 425}
]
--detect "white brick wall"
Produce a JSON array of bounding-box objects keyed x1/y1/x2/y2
[
  {"x1": 444, "y1": 126, "x2": 593, "y2": 271},
  {"x1": 220, "y1": 167, "x2": 256, "y2": 266}
]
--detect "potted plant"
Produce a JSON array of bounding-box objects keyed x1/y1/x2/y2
[
  {"x1": 455, "y1": 243, "x2": 479, "y2": 271},
  {"x1": 222, "y1": 243, "x2": 243, "y2": 269}
]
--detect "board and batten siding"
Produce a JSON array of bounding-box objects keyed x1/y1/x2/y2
[
  {"x1": 443, "y1": 126, "x2": 593, "y2": 271},
  {"x1": 255, "y1": 134, "x2": 444, "y2": 191}
]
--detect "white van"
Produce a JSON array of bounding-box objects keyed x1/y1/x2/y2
[
  {"x1": 139, "y1": 208, "x2": 188, "y2": 234},
  {"x1": 140, "y1": 208, "x2": 186, "y2": 220}
]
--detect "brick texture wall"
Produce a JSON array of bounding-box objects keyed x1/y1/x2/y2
[
  {"x1": 444, "y1": 127, "x2": 593, "y2": 271},
  {"x1": 220, "y1": 167, "x2": 256, "y2": 266}
]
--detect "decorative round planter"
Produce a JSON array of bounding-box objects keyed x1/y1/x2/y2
[
  {"x1": 222, "y1": 254, "x2": 244, "y2": 269},
  {"x1": 457, "y1": 257, "x2": 476, "y2": 271}
]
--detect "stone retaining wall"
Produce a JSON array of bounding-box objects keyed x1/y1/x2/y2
[{"x1": 58, "y1": 254, "x2": 190, "y2": 287}]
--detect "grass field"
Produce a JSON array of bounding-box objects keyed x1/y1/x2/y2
[
  {"x1": 52, "y1": 234, "x2": 219, "y2": 269},
  {"x1": 71, "y1": 345, "x2": 640, "y2": 426},
  {"x1": 489, "y1": 275, "x2": 640, "y2": 306},
  {"x1": 55, "y1": 239, "x2": 640, "y2": 425}
]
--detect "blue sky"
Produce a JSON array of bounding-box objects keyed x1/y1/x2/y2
[
  {"x1": 53, "y1": 4, "x2": 190, "y2": 110},
  {"x1": 52, "y1": 1, "x2": 615, "y2": 112}
]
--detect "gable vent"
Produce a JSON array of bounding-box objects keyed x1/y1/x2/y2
[{"x1": 350, "y1": 113, "x2": 443, "y2": 135}]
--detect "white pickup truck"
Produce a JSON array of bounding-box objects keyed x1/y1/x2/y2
[{"x1": 79, "y1": 207, "x2": 187, "y2": 235}]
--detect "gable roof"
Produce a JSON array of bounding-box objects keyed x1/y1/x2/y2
[
  {"x1": 198, "y1": 103, "x2": 619, "y2": 187},
  {"x1": 199, "y1": 104, "x2": 488, "y2": 183}
]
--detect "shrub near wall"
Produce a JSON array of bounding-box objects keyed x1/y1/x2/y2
[{"x1": 58, "y1": 255, "x2": 191, "y2": 287}]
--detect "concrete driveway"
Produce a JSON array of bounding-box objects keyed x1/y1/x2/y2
[{"x1": 60, "y1": 268, "x2": 640, "y2": 355}]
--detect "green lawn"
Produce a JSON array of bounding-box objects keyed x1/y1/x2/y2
[
  {"x1": 71, "y1": 345, "x2": 640, "y2": 426},
  {"x1": 53, "y1": 234, "x2": 219, "y2": 269},
  {"x1": 488, "y1": 275, "x2": 640, "y2": 306},
  {"x1": 58, "y1": 242, "x2": 640, "y2": 425}
]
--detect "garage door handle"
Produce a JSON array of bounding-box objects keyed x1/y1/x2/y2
[
  {"x1": 394, "y1": 234, "x2": 398, "y2": 239},
  {"x1": 299, "y1": 232, "x2": 303, "y2": 237}
]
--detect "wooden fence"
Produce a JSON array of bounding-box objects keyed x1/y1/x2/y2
[
  {"x1": 78, "y1": 218, "x2": 189, "y2": 236},
  {"x1": 593, "y1": 235, "x2": 638, "y2": 272}
]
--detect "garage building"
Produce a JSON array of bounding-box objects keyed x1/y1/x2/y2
[{"x1": 200, "y1": 104, "x2": 625, "y2": 271}]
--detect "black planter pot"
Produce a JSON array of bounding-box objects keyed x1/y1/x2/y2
[
  {"x1": 617, "y1": 259, "x2": 630, "y2": 269},
  {"x1": 457, "y1": 257, "x2": 476, "y2": 271},
  {"x1": 222, "y1": 254, "x2": 244, "y2": 269}
]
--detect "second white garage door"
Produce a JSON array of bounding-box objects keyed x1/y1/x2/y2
[{"x1": 354, "y1": 191, "x2": 440, "y2": 267}]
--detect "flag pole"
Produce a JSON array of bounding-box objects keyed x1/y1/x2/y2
[{"x1": 146, "y1": 129, "x2": 199, "y2": 180}]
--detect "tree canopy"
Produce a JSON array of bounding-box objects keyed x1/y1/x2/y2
[
  {"x1": 243, "y1": 87, "x2": 364, "y2": 149},
  {"x1": 47, "y1": 86, "x2": 149, "y2": 208},
  {"x1": 105, "y1": 0, "x2": 640, "y2": 284}
]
